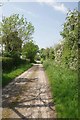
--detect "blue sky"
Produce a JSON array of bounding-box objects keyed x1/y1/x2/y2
[{"x1": 1, "y1": 1, "x2": 78, "y2": 48}]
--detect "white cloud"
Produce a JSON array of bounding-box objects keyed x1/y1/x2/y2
[
  {"x1": 36, "y1": 0, "x2": 68, "y2": 14},
  {"x1": 53, "y1": 3, "x2": 68, "y2": 13},
  {"x1": 1, "y1": 0, "x2": 68, "y2": 14}
]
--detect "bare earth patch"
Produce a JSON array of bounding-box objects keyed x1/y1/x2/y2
[{"x1": 2, "y1": 64, "x2": 56, "y2": 119}]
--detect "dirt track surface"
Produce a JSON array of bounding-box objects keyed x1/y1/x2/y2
[{"x1": 2, "y1": 64, "x2": 56, "y2": 119}]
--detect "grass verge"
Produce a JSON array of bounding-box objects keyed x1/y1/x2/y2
[
  {"x1": 43, "y1": 59, "x2": 78, "y2": 118},
  {"x1": 2, "y1": 63, "x2": 32, "y2": 87}
]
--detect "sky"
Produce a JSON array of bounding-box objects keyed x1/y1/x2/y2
[{"x1": 0, "y1": 0, "x2": 78, "y2": 48}]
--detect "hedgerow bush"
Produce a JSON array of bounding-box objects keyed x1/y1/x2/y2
[
  {"x1": 2, "y1": 57, "x2": 28, "y2": 72},
  {"x1": 2, "y1": 57, "x2": 14, "y2": 71}
]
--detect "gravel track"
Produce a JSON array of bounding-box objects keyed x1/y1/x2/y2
[{"x1": 2, "y1": 64, "x2": 56, "y2": 119}]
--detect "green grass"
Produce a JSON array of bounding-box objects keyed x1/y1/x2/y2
[
  {"x1": 2, "y1": 63, "x2": 32, "y2": 87},
  {"x1": 43, "y1": 60, "x2": 78, "y2": 118}
]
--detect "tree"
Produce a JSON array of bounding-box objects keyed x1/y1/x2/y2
[
  {"x1": 22, "y1": 40, "x2": 39, "y2": 62},
  {"x1": 0, "y1": 14, "x2": 34, "y2": 58},
  {"x1": 40, "y1": 48, "x2": 46, "y2": 60},
  {"x1": 45, "y1": 48, "x2": 50, "y2": 59},
  {"x1": 40, "y1": 47, "x2": 55, "y2": 61},
  {"x1": 35, "y1": 53, "x2": 41, "y2": 61},
  {"x1": 49, "y1": 47, "x2": 55, "y2": 60},
  {"x1": 60, "y1": 9, "x2": 78, "y2": 69},
  {"x1": 60, "y1": 9, "x2": 78, "y2": 50},
  {"x1": 3, "y1": 31, "x2": 22, "y2": 58}
]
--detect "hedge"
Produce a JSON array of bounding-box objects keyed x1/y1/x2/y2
[{"x1": 2, "y1": 57, "x2": 28, "y2": 72}]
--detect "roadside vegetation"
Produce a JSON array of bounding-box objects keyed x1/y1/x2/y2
[
  {"x1": 0, "y1": 7, "x2": 79, "y2": 118},
  {"x1": 43, "y1": 60, "x2": 78, "y2": 118},
  {"x1": 0, "y1": 14, "x2": 39, "y2": 87},
  {"x1": 40, "y1": 9, "x2": 79, "y2": 118},
  {"x1": 2, "y1": 62, "x2": 32, "y2": 87}
]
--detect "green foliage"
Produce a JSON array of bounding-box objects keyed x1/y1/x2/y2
[
  {"x1": 40, "y1": 47, "x2": 55, "y2": 60},
  {"x1": 2, "y1": 63, "x2": 32, "y2": 87},
  {"x1": 22, "y1": 40, "x2": 39, "y2": 62},
  {"x1": 54, "y1": 43, "x2": 62, "y2": 52},
  {"x1": 35, "y1": 53, "x2": 40, "y2": 61},
  {"x1": 60, "y1": 10, "x2": 78, "y2": 69},
  {"x1": 43, "y1": 60, "x2": 78, "y2": 118},
  {"x1": 49, "y1": 47, "x2": 55, "y2": 59},
  {"x1": 52, "y1": 10, "x2": 78, "y2": 70},
  {"x1": 2, "y1": 57, "x2": 14, "y2": 71},
  {"x1": 1, "y1": 14, "x2": 34, "y2": 58},
  {"x1": 3, "y1": 31, "x2": 22, "y2": 58},
  {"x1": 45, "y1": 48, "x2": 50, "y2": 59},
  {"x1": 40, "y1": 48, "x2": 46, "y2": 60},
  {"x1": 1, "y1": 14, "x2": 34, "y2": 42},
  {"x1": 2, "y1": 57, "x2": 27, "y2": 72}
]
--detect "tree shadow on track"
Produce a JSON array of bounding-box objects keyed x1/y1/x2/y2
[{"x1": 2, "y1": 77, "x2": 55, "y2": 119}]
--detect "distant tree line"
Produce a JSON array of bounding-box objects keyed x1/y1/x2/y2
[{"x1": 40, "y1": 47, "x2": 55, "y2": 62}]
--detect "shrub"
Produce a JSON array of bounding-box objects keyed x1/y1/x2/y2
[
  {"x1": 2, "y1": 57, "x2": 29, "y2": 72},
  {"x1": 2, "y1": 57, "x2": 14, "y2": 71}
]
